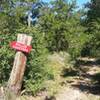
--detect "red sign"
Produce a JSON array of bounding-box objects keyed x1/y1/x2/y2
[{"x1": 10, "y1": 41, "x2": 32, "y2": 53}]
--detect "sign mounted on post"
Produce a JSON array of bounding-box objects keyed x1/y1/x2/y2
[
  {"x1": 8, "y1": 34, "x2": 32, "y2": 95},
  {"x1": 10, "y1": 41, "x2": 32, "y2": 53}
]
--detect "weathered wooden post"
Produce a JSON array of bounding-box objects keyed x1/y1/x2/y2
[{"x1": 8, "y1": 34, "x2": 32, "y2": 95}]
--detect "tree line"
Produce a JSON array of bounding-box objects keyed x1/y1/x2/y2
[{"x1": 0, "y1": 0, "x2": 100, "y2": 94}]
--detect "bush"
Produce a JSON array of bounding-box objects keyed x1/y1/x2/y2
[{"x1": 0, "y1": 26, "x2": 51, "y2": 95}]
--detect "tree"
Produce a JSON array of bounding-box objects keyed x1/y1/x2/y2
[
  {"x1": 38, "y1": 0, "x2": 88, "y2": 58},
  {"x1": 0, "y1": 0, "x2": 90, "y2": 95},
  {"x1": 0, "y1": 0, "x2": 50, "y2": 94},
  {"x1": 83, "y1": 0, "x2": 100, "y2": 57}
]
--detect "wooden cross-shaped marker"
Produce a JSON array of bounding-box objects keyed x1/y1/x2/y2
[{"x1": 8, "y1": 34, "x2": 32, "y2": 95}]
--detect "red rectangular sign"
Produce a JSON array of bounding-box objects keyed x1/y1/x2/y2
[{"x1": 10, "y1": 41, "x2": 32, "y2": 53}]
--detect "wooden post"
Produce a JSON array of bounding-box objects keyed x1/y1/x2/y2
[{"x1": 8, "y1": 34, "x2": 32, "y2": 95}]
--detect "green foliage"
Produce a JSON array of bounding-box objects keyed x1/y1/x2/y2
[
  {"x1": 83, "y1": 0, "x2": 100, "y2": 57},
  {"x1": 0, "y1": 46, "x2": 14, "y2": 84},
  {"x1": 0, "y1": 0, "x2": 49, "y2": 94},
  {"x1": 0, "y1": 0, "x2": 91, "y2": 95},
  {"x1": 39, "y1": 0, "x2": 88, "y2": 58}
]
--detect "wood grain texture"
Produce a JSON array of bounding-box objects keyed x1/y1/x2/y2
[{"x1": 8, "y1": 34, "x2": 32, "y2": 95}]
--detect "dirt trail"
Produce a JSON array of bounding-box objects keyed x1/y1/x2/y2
[
  {"x1": 16, "y1": 57, "x2": 100, "y2": 100},
  {"x1": 1, "y1": 53, "x2": 100, "y2": 100},
  {"x1": 56, "y1": 87, "x2": 89, "y2": 100},
  {"x1": 55, "y1": 58, "x2": 100, "y2": 100},
  {"x1": 32, "y1": 57, "x2": 100, "y2": 100}
]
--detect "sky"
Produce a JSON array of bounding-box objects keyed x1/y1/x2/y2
[
  {"x1": 77, "y1": 0, "x2": 90, "y2": 8},
  {"x1": 42, "y1": 0, "x2": 90, "y2": 8}
]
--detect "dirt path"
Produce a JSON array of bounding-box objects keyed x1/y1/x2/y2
[
  {"x1": 16, "y1": 57, "x2": 100, "y2": 100},
  {"x1": 56, "y1": 87, "x2": 91, "y2": 100},
  {"x1": 1, "y1": 53, "x2": 100, "y2": 100},
  {"x1": 55, "y1": 58, "x2": 100, "y2": 100}
]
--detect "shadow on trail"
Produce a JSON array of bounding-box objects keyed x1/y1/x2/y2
[
  {"x1": 72, "y1": 73, "x2": 100, "y2": 95},
  {"x1": 61, "y1": 68, "x2": 78, "y2": 77},
  {"x1": 76, "y1": 58, "x2": 100, "y2": 67},
  {"x1": 72, "y1": 82, "x2": 100, "y2": 95},
  {"x1": 72, "y1": 58, "x2": 100, "y2": 95},
  {"x1": 61, "y1": 58, "x2": 100, "y2": 95}
]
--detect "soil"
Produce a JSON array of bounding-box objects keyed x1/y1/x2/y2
[
  {"x1": 24, "y1": 57, "x2": 100, "y2": 100},
  {"x1": 56, "y1": 58, "x2": 100, "y2": 100},
  {"x1": 1, "y1": 57, "x2": 100, "y2": 100}
]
